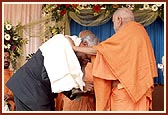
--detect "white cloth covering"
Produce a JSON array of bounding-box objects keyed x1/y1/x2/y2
[
  {"x1": 66, "y1": 35, "x2": 82, "y2": 46},
  {"x1": 39, "y1": 34, "x2": 85, "y2": 93}
]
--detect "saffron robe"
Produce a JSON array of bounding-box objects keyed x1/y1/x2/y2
[
  {"x1": 92, "y1": 21, "x2": 158, "y2": 110},
  {"x1": 63, "y1": 62, "x2": 96, "y2": 111},
  {"x1": 4, "y1": 69, "x2": 15, "y2": 111}
]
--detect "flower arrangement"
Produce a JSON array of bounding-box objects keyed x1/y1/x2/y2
[
  {"x1": 42, "y1": 4, "x2": 164, "y2": 22},
  {"x1": 143, "y1": 4, "x2": 163, "y2": 11},
  {"x1": 49, "y1": 24, "x2": 64, "y2": 36},
  {"x1": 42, "y1": 4, "x2": 121, "y2": 22},
  {"x1": 42, "y1": 3, "x2": 164, "y2": 39},
  {"x1": 42, "y1": 4, "x2": 122, "y2": 35},
  {"x1": 4, "y1": 21, "x2": 28, "y2": 70}
]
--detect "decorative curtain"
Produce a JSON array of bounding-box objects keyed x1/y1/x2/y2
[
  {"x1": 69, "y1": 9, "x2": 162, "y2": 27},
  {"x1": 66, "y1": 9, "x2": 163, "y2": 34},
  {"x1": 68, "y1": 9, "x2": 113, "y2": 26}
]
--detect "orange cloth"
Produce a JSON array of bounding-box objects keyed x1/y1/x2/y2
[
  {"x1": 4, "y1": 69, "x2": 15, "y2": 111},
  {"x1": 55, "y1": 93, "x2": 64, "y2": 111},
  {"x1": 63, "y1": 62, "x2": 96, "y2": 111},
  {"x1": 92, "y1": 21, "x2": 158, "y2": 110},
  {"x1": 93, "y1": 77, "x2": 152, "y2": 111}
]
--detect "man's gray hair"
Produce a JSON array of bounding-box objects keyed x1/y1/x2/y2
[{"x1": 82, "y1": 33, "x2": 99, "y2": 47}]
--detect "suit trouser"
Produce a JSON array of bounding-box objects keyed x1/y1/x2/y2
[{"x1": 14, "y1": 95, "x2": 56, "y2": 111}]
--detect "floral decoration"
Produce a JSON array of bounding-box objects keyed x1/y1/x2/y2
[
  {"x1": 42, "y1": 4, "x2": 164, "y2": 22},
  {"x1": 42, "y1": 3, "x2": 164, "y2": 39},
  {"x1": 42, "y1": 4, "x2": 121, "y2": 22},
  {"x1": 4, "y1": 21, "x2": 28, "y2": 70},
  {"x1": 49, "y1": 25, "x2": 64, "y2": 36}
]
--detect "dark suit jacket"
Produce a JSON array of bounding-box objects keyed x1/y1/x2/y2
[{"x1": 6, "y1": 49, "x2": 55, "y2": 111}]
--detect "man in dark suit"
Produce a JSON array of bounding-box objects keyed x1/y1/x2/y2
[
  {"x1": 6, "y1": 35, "x2": 83, "y2": 111},
  {"x1": 6, "y1": 49, "x2": 55, "y2": 111}
]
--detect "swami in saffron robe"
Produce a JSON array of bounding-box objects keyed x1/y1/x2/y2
[{"x1": 92, "y1": 21, "x2": 158, "y2": 111}]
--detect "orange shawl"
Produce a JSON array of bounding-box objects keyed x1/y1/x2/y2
[{"x1": 93, "y1": 21, "x2": 158, "y2": 102}]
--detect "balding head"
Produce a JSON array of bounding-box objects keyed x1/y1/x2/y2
[
  {"x1": 79, "y1": 30, "x2": 93, "y2": 39},
  {"x1": 78, "y1": 30, "x2": 99, "y2": 47},
  {"x1": 112, "y1": 8, "x2": 134, "y2": 32},
  {"x1": 77, "y1": 30, "x2": 99, "y2": 65},
  {"x1": 113, "y1": 8, "x2": 134, "y2": 22}
]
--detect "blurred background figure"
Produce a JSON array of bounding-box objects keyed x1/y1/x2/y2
[{"x1": 4, "y1": 49, "x2": 15, "y2": 111}]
